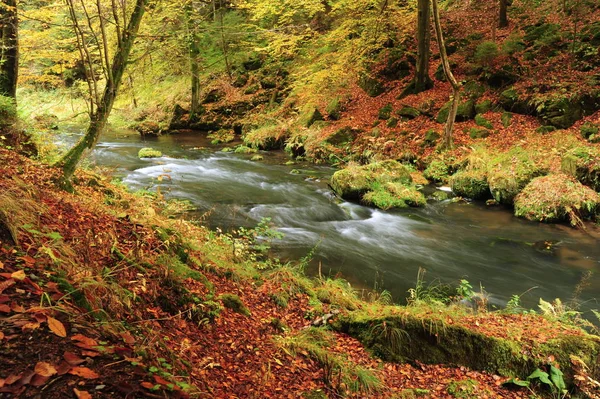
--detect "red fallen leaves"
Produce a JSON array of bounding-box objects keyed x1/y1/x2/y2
[
  {"x1": 73, "y1": 388, "x2": 93, "y2": 399},
  {"x1": 71, "y1": 334, "x2": 98, "y2": 350},
  {"x1": 68, "y1": 367, "x2": 100, "y2": 379}
]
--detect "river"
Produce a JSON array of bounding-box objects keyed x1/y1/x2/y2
[{"x1": 57, "y1": 127, "x2": 600, "y2": 316}]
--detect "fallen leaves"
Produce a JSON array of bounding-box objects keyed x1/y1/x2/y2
[
  {"x1": 10, "y1": 270, "x2": 26, "y2": 281},
  {"x1": 68, "y1": 367, "x2": 100, "y2": 379},
  {"x1": 73, "y1": 388, "x2": 93, "y2": 399},
  {"x1": 47, "y1": 316, "x2": 67, "y2": 337},
  {"x1": 34, "y1": 362, "x2": 57, "y2": 378}
]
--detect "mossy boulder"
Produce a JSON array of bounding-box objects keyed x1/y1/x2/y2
[
  {"x1": 234, "y1": 145, "x2": 257, "y2": 154},
  {"x1": 580, "y1": 122, "x2": 599, "y2": 141},
  {"x1": 561, "y1": 147, "x2": 600, "y2": 191},
  {"x1": 386, "y1": 117, "x2": 398, "y2": 128},
  {"x1": 469, "y1": 127, "x2": 491, "y2": 139},
  {"x1": 362, "y1": 183, "x2": 426, "y2": 210},
  {"x1": 397, "y1": 106, "x2": 421, "y2": 120},
  {"x1": 326, "y1": 127, "x2": 355, "y2": 146},
  {"x1": 536, "y1": 125, "x2": 557, "y2": 134},
  {"x1": 326, "y1": 97, "x2": 344, "y2": 120},
  {"x1": 487, "y1": 148, "x2": 548, "y2": 205},
  {"x1": 514, "y1": 174, "x2": 599, "y2": 224},
  {"x1": 475, "y1": 114, "x2": 493, "y2": 129},
  {"x1": 133, "y1": 121, "x2": 162, "y2": 137},
  {"x1": 138, "y1": 148, "x2": 162, "y2": 158},
  {"x1": 358, "y1": 72, "x2": 386, "y2": 97},
  {"x1": 501, "y1": 112, "x2": 513, "y2": 128},
  {"x1": 475, "y1": 100, "x2": 493, "y2": 114},
  {"x1": 378, "y1": 103, "x2": 393, "y2": 120},
  {"x1": 424, "y1": 159, "x2": 450, "y2": 183},
  {"x1": 330, "y1": 160, "x2": 413, "y2": 201},
  {"x1": 499, "y1": 88, "x2": 534, "y2": 115},
  {"x1": 300, "y1": 107, "x2": 324, "y2": 128},
  {"x1": 424, "y1": 129, "x2": 440, "y2": 147},
  {"x1": 538, "y1": 97, "x2": 583, "y2": 129},
  {"x1": 333, "y1": 312, "x2": 600, "y2": 386},
  {"x1": 436, "y1": 100, "x2": 476, "y2": 123},
  {"x1": 450, "y1": 170, "x2": 490, "y2": 199}
]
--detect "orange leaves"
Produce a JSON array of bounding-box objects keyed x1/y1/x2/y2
[
  {"x1": 68, "y1": 367, "x2": 100, "y2": 379},
  {"x1": 47, "y1": 316, "x2": 67, "y2": 337},
  {"x1": 34, "y1": 362, "x2": 57, "y2": 378},
  {"x1": 72, "y1": 334, "x2": 98, "y2": 350},
  {"x1": 73, "y1": 388, "x2": 93, "y2": 399},
  {"x1": 64, "y1": 351, "x2": 86, "y2": 366}
]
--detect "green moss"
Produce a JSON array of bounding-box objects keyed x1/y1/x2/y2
[
  {"x1": 362, "y1": 182, "x2": 426, "y2": 210},
  {"x1": 207, "y1": 129, "x2": 235, "y2": 144},
  {"x1": 474, "y1": 114, "x2": 493, "y2": 129},
  {"x1": 536, "y1": 125, "x2": 557, "y2": 134},
  {"x1": 326, "y1": 97, "x2": 344, "y2": 120},
  {"x1": 234, "y1": 145, "x2": 257, "y2": 154},
  {"x1": 487, "y1": 147, "x2": 548, "y2": 205},
  {"x1": 450, "y1": 170, "x2": 490, "y2": 200},
  {"x1": 386, "y1": 117, "x2": 399, "y2": 128},
  {"x1": 243, "y1": 123, "x2": 287, "y2": 150},
  {"x1": 514, "y1": 174, "x2": 599, "y2": 224},
  {"x1": 581, "y1": 122, "x2": 599, "y2": 140},
  {"x1": 424, "y1": 129, "x2": 440, "y2": 147},
  {"x1": 424, "y1": 159, "x2": 450, "y2": 183},
  {"x1": 561, "y1": 147, "x2": 600, "y2": 191},
  {"x1": 330, "y1": 160, "x2": 413, "y2": 200},
  {"x1": 469, "y1": 127, "x2": 491, "y2": 139},
  {"x1": 219, "y1": 293, "x2": 251, "y2": 316},
  {"x1": 138, "y1": 148, "x2": 162, "y2": 158},
  {"x1": 447, "y1": 379, "x2": 479, "y2": 398},
  {"x1": 475, "y1": 100, "x2": 493, "y2": 114},
  {"x1": 251, "y1": 155, "x2": 264, "y2": 161},
  {"x1": 436, "y1": 100, "x2": 476, "y2": 123},
  {"x1": 397, "y1": 106, "x2": 420, "y2": 119},
  {"x1": 378, "y1": 103, "x2": 393, "y2": 120},
  {"x1": 501, "y1": 112, "x2": 513, "y2": 128}
]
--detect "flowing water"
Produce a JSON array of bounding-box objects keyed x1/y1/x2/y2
[{"x1": 57, "y1": 128, "x2": 600, "y2": 315}]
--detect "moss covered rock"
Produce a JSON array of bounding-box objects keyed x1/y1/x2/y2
[
  {"x1": 469, "y1": 127, "x2": 491, "y2": 139},
  {"x1": 561, "y1": 147, "x2": 600, "y2": 191},
  {"x1": 581, "y1": 122, "x2": 599, "y2": 141},
  {"x1": 333, "y1": 312, "x2": 600, "y2": 385},
  {"x1": 501, "y1": 112, "x2": 513, "y2": 128},
  {"x1": 436, "y1": 100, "x2": 476, "y2": 123},
  {"x1": 475, "y1": 114, "x2": 493, "y2": 129},
  {"x1": 330, "y1": 160, "x2": 413, "y2": 200},
  {"x1": 138, "y1": 148, "x2": 162, "y2": 158},
  {"x1": 450, "y1": 170, "x2": 490, "y2": 200},
  {"x1": 424, "y1": 129, "x2": 440, "y2": 147},
  {"x1": 378, "y1": 103, "x2": 393, "y2": 120},
  {"x1": 424, "y1": 159, "x2": 450, "y2": 183},
  {"x1": 514, "y1": 174, "x2": 599, "y2": 224},
  {"x1": 397, "y1": 106, "x2": 421, "y2": 120},
  {"x1": 487, "y1": 148, "x2": 548, "y2": 205},
  {"x1": 362, "y1": 182, "x2": 426, "y2": 210},
  {"x1": 475, "y1": 100, "x2": 493, "y2": 114}
]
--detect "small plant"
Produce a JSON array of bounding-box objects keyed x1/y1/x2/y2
[
  {"x1": 504, "y1": 365, "x2": 567, "y2": 399},
  {"x1": 474, "y1": 41, "x2": 499, "y2": 68},
  {"x1": 368, "y1": 320, "x2": 408, "y2": 355},
  {"x1": 457, "y1": 279, "x2": 474, "y2": 299}
]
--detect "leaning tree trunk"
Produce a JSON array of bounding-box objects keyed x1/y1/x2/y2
[
  {"x1": 0, "y1": 0, "x2": 19, "y2": 100},
  {"x1": 499, "y1": 0, "x2": 508, "y2": 28},
  {"x1": 57, "y1": 0, "x2": 148, "y2": 191},
  {"x1": 186, "y1": 3, "x2": 202, "y2": 118},
  {"x1": 432, "y1": 0, "x2": 461, "y2": 150}
]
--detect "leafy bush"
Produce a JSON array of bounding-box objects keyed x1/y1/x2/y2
[
  {"x1": 0, "y1": 95, "x2": 16, "y2": 125},
  {"x1": 474, "y1": 41, "x2": 499, "y2": 67},
  {"x1": 502, "y1": 35, "x2": 526, "y2": 55}
]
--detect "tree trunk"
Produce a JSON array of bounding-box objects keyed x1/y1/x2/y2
[
  {"x1": 498, "y1": 0, "x2": 508, "y2": 28},
  {"x1": 0, "y1": 0, "x2": 19, "y2": 100},
  {"x1": 57, "y1": 0, "x2": 149, "y2": 191},
  {"x1": 432, "y1": 0, "x2": 461, "y2": 150},
  {"x1": 187, "y1": 3, "x2": 202, "y2": 117},
  {"x1": 402, "y1": 0, "x2": 432, "y2": 96}
]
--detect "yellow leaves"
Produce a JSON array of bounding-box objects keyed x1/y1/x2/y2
[
  {"x1": 47, "y1": 316, "x2": 67, "y2": 338},
  {"x1": 10, "y1": 270, "x2": 26, "y2": 281}
]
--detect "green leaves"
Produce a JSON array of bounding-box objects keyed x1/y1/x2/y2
[{"x1": 503, "y1": 365, "x2": 567, "y2": 396}]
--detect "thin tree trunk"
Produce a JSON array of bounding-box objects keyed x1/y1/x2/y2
[
  {"x1": 432, "y1": 0, "x2": 461, "y2": 150},
  {"x1": 0, "y1": 0, "x2": 19, "y2": 100},
  {"x1": 57, "y1": 0, "x2": 149, "y2": 191},
  {"x1": 499, "y1": 0, "x2": 508, "y2": 28},
  {"x1": 186, "y1": 2, "x2": 202, "y2": 117}
]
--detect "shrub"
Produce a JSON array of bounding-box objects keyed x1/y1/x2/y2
[
  {"x1": 138, "y1": 148, "x2": 162, "y2": 158},
  {"x1": 0, "y1": 95, "x2": 16, "y2": 125},
  {"x1": 514, "y1": 174, "x2": 599, "y2": 224},
  {"x1": 502, "y1": 35, "x2": 526, "y2": 55},
  {"x1": 474, "y1": 41, "x2": 499, "y2": 67}
]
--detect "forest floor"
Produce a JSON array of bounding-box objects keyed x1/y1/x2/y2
[{"x1": 1, "y1": 147, "x2": 597, "y2": 399}]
